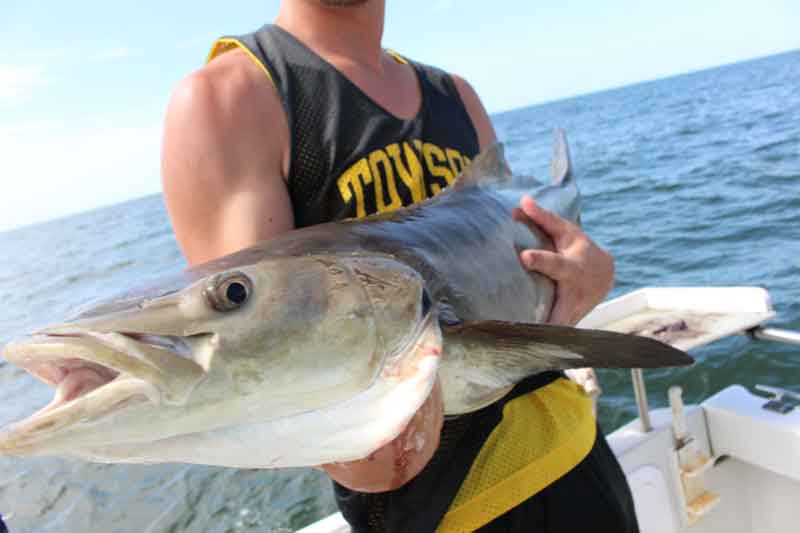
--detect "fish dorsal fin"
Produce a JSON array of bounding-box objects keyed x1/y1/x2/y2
[
  {"x1": 454, "y1": 143, "x2": 513, "y2": 189},
  {"x1": 549, "y1": 128, "x2": 573, "y2": 185}
]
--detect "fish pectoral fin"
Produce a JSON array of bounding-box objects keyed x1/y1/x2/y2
[
  {"x1": 442, "y1": 320, "x2": 693, "y2": 371},
  {"x1": 442, "y1": 321, "x2": 694, "y2": 377},
  {"x1": 439, "y1": 321, "x2": 693, "y2": 414}
]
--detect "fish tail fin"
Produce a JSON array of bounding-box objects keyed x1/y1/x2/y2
[{"x1": 535, "y1": 128, "x2": 580, "y2": 224}]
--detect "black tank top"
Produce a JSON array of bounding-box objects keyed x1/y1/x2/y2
[{"x1": 216, "y1": 24, "x2": 480, "y2": 227}]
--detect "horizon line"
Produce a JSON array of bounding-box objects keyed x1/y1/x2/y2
[
  {"x1": 492, "y1": 46, "x2": 799, "y2": 115},
  {"x1": 2, "y1": 46, "x2": 796, "y2": 236}
]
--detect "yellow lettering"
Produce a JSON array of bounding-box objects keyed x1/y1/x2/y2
[
  {"x1": 368, "y1": 149, "x2": 403, "y2": 213},
  {"x1": 446, "y1": 148, "x2": 467, "y2": 178},
  {"x1": 338, "y1": 143, "x2": 473, "y2": 217},
  {"x1": 422, "y1": 142, "x2": 454, "y2": 196},
  {"x1": 337, "y1": 159, "x2": 372, "y2": 218},
  {"x1": 386, "y1": 142, "x2": 425, "y2": 203}
]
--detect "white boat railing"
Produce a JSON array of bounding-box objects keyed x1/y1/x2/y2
[
  {"x1": 631, "y1": 368, "x2": 653, "y2": 432},
  {"x1": 749, "y1": 326, "x2": 800, "y2": 345},
  {"x1": 630, "y1": 326, "x2": 800, "y2": 433},
  {"x1": 574, "y1": 287, "x2": 793, "y2": 434},
  {"x1": 631, "y1": 326, "x2": 800, "y2": 433}
]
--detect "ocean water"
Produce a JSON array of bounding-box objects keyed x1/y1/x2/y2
[{"x1": 0, "y1": 49, "x2": 798, "y2": 531}]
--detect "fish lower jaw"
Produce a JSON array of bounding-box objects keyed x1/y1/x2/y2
[
  {"x1": 0, "y1": 379, "x2": 153, "y2": 457},
  {"x1": 0, "y1": 341, "x2": 159, "y2": 455}
]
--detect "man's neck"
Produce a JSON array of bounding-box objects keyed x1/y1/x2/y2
[{"x1": 275, "y1": 1, "x2": 386, "y2": 72}]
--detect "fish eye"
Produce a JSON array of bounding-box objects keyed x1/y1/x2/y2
[{"x1": 204, "y1": 272, "x2": 252, "y2": 312}]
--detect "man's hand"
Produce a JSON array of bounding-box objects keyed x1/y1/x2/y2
[{"x1": 513, "y1": 196, "x2": 615, "y2": 326}]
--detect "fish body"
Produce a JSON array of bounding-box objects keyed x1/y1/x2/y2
[{"x1": 0, "y1": 131, "x2": 691, "y2": 468}]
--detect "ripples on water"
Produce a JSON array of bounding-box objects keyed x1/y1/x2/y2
[{"x1": 0, "y1": 50, "x2": 798, "y2": 531}]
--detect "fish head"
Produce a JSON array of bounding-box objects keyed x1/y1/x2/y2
[
  {"x1": 184, "y1": 253, "x2": 433, "y2": 400},
  {"x1": 0, "y1": 253, "x2": 437, "y2": 461}
]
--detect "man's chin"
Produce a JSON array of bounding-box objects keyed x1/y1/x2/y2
[{"x1": 318, "y1": 0, "x2": 369, "y2": 7}]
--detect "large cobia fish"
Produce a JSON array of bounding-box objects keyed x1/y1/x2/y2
[{"x1": 0, "y1": 131, "x2": 692, "y2": 468}]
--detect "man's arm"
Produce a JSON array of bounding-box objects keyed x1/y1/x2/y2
[
  {"x1": 161, "y1": 49, "x2": 294, "y2": 266},
  {"x1": 451, "y1": 74, "x2": 615, "y2": 326},
  {"x1": 162, "y1": 49, "x2": 441, "y2": 494}
]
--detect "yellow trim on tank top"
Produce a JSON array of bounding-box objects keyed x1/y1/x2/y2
[
  {"x1": 386, "y1": 49, "x2": 410, "y2": 65},
  {"x1": 207, "y1": 38, "x2": 277, "y2": 88},
  {"x1": 207, "y1": 39, "x2": 409, "y2": 89},
  {"x1": 437, "y1": 378, "x2": 597, "y2": 533}
]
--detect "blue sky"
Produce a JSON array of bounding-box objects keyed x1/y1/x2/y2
[{"x1": 1, "y1": 0, "x2": 797, "y2": 232}]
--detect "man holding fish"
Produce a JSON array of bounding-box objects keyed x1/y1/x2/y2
[{"x1": 159, "y1": 0, "x2": 632, "y2": 531}]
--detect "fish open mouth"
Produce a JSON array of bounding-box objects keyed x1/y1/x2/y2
[
  {"x1": 26, "y1": 355, "x2": 121, "y2": 409},
  {"x1": 0, "y1": 326, "x2": 213, "y2": 456},
  {"x1": 4, "y1": 332, "x2": 171, "y2": 413},
  {"x1": 0, "y1": 330, "x2": 211, "y2": 455}
]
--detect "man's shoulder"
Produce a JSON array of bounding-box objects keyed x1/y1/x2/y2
[
  {"x1": 173, "y1": 49, "x2": 282, "y2": 124},
  {"x1": 161, "y1": 47, "x2": 293, "y2": 264},
  {"x1": 162, "y1": 47, "x2": 290, "y2": 202},
  {"x1": 445, "y1": 73, "x2": 497, "y2": 150}
]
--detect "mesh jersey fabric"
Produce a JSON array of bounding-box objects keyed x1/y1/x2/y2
[
  {"x1": 438, "y1": 378, "x2": 596, "y2": 532},
  {"x1": 208, "y1": 25, "x2": 481, "y2": 228}
]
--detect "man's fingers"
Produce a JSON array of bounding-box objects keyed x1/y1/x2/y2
[
  {"x1": 519, "y1": 195, "x2": 573, "y2": 240},
  {"x1": 511, "y1": 206, "x2": 531, "y2": 225},
  {"x1": 519, "y1": 249, "x2": 570, "y2": 281},
  {"x1": 520, "y1": 250, "x2": 572, "y2": 281}
]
